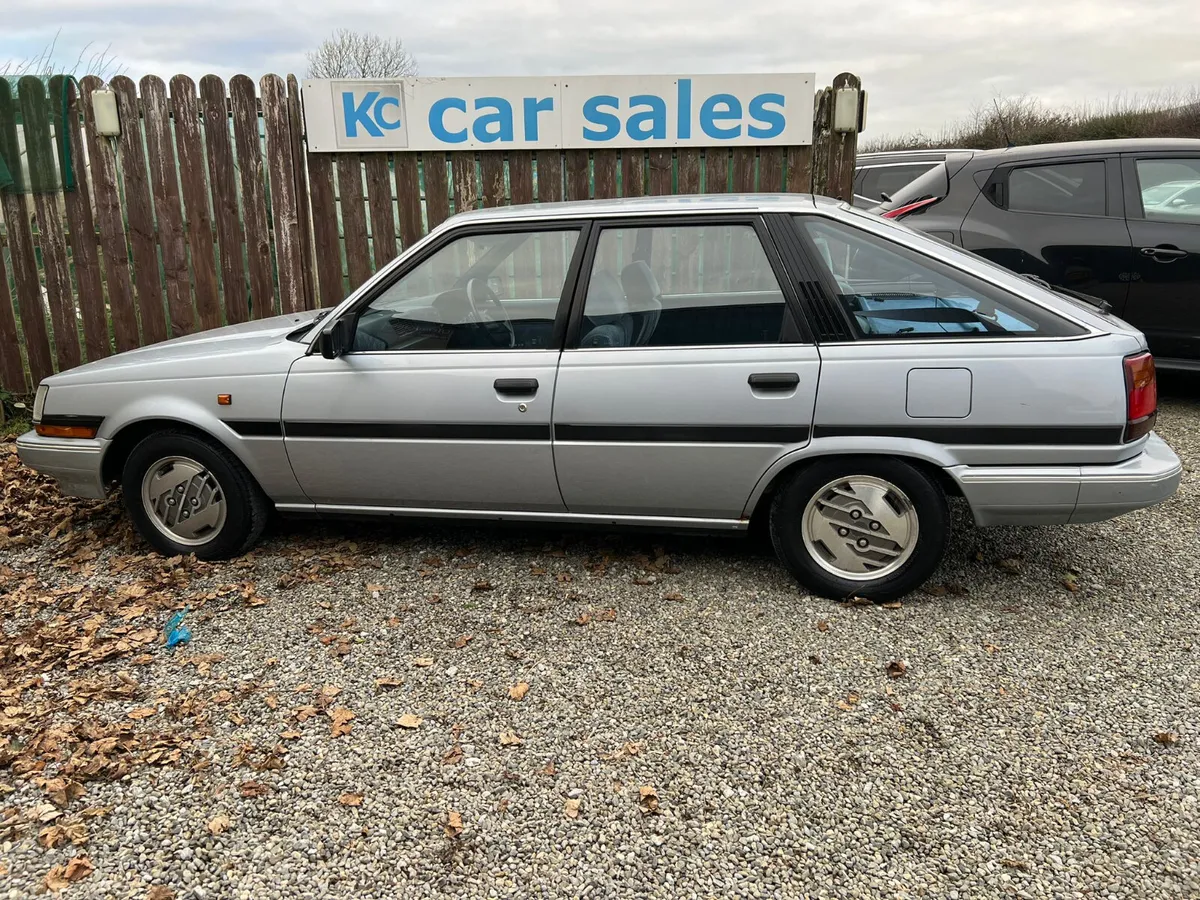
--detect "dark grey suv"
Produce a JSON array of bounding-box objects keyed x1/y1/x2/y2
[{"x1": 872, "y1": 139, "x2": 1200, "y2": 369}]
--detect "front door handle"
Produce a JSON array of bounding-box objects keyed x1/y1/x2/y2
[
  {"x1": 1140, "y1": 245, "x2": 1188, "y2": 262},
  {"x1": 748, "y1": 372, "x2": 800, "y2": 391},
  {"x1": 494, "y1": 378, "x2": 539, "y2": 395}
]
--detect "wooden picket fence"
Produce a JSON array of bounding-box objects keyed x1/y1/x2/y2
[{"x1": 0, "y1": 71, "x2": 861, "y2": 393}]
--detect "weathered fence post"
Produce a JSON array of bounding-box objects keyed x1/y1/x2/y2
[{"x1": 823, "y1": 72, "x2": 862, "y2": 202}]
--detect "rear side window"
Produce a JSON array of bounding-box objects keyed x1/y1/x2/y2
[
  {"x1": 859, "y1": 164, "x2": 936, "y2": 204},
  {"x1": 1008, "y1": 161, "x2": 1106, "y2": 216},
  {"x1": 1135, "y1": 158, "x2": 1200, "y2": 223},
  {"x1": 576, "y1": 223, "x2": 788, "y2": 348},
  {"x1": 877, "y1": 163, "x2": 950, "y2": 212},
  {"x1": 798, "y1": 217, "x2": 1086, "y2": 339}
]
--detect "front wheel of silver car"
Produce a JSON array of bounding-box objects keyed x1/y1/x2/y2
[
  {"x1": 121, "y1": 430, "x2": 269, "y2": 560},
  {"x1": 769, "y1": 457, "x2": 948, "y2": 602}
]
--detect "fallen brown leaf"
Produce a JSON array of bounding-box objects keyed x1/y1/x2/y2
[
  {"x1": 412, "y1": 657, "x2": 434, "y2": 668},
  {"x1": 239, "y1": 781, "x2": 270, "y2": 798},
  {"x1": 147, "y1": 886, "x2": 176, "y2": 900},
  {"x1": 206, "y1": 814, "x2": 231, "y2": 835},
  {"x1": 836, "y1": 692, "x2": 860, "y2": 711},
  {"x1": 444, "y1": 810, "x2": 464, "y2": 837},
  {"x1": 453, "y1": 634, "x2": 473, "y2": 649},
  {"x1": 1154, "y1": 731, "x2": 1180, "y2": 746},
  {"x1": 471, "y1": 580, "x2": 493, "y2": 592},
  {"x1": 509, "y1": 681, "x2": 530, "y2": 701},
  {"x1": 338, "y1": 793, "x2": 364, "y2": 807},
  {"x1": 499, "y1": 729, "x2": 523, "y2": 747},
  {"x1": 329, "y1": 707, "x2": 356, "y2": 738},
  {"x1": 574, "y1": 613, "x2": 592, "y2": 626},
  {"x1": 638, "y1": 785, "x2": 660, "y2": 815},
  {"x1": 881, "y1": 600, "x2": 903, "y2": 609},
  {"x1": 886, "y1": 660, "x2": 908, "y2": 679},
  {"x1": 816, "y1": 620, "x2": 830, "y2": 633},
  {"x1": 374, "y1": 677, "x2": 403, "y2": 690},
  {"x1": 397, "y1": 714, "x2": 423, "y2": 729},
  {"x1": 126, "y1": 706, "x2": 158, "y2": 719},
  {"x1": 662, "y1": 591, "x2": 685, "y2": 602},
  {"x1": 442, "y1": 745, "x2": 464, "y2": 766},
  {"x1": 564, "y1": 798, "x2": 581, "y2": 819}
]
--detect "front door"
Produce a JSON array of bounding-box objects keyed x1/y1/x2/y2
[
  {"x1": 552, "y1": 217, "x2": 820, "y2": 521},
  {"x1": 283, "y1": 225, "x2": 584, "y2": 511},
  {"x1": 1122, "y1": 154, "x2": 1200, "y2": 365}
]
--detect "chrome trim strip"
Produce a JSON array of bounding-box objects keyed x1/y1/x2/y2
[{"x1": 275, "y1": 503, "x2": 748, "y2": 530}]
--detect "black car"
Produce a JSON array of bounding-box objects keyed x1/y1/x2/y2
[{"x1": 871, "y1": 139, "x2": 1200, "y2": 369}]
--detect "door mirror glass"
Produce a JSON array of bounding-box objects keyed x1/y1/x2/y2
[{"x1": 319, "y1": 316, "x2": 355, "y2": 359}]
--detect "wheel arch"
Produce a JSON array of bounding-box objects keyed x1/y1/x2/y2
[
  {"x1": 745, "y1": 446, "x2": 962, "y2": 528},
  {"x1": 102, "y1": 417, "x2": 249, "y2": 485}
]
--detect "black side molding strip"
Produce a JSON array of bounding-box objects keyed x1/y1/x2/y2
[
  {"x1": 38, "y1": 414, "x2": 105, "y2": 430},
  {"x1": 555, "y1": 424, "x2": 811, "y2": 444},
  {"x1": 284, "y1": 422, "x2": 551, "y2": 441},
  {"x1": 811, "y1": 424, "x2": 1126, "y2": 445},
  {"x1": 225, "y1": 420, "x2": 284, "y2": 437}
]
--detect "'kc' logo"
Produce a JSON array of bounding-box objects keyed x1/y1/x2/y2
[{"x1": 342, "y1": 91, "x2": 403, "y2": 138}]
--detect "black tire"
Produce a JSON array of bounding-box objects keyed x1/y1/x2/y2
[
  {"x1": 121, "y1": 430, "x2": 269, "y2": 560},
  {"x1": 769, "y1": 456, "x2": 948, "y2": 602}
]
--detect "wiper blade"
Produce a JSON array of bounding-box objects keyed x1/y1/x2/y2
[{"x1": 1019, "y1": 273, "x2": 1111, "y2": 315}]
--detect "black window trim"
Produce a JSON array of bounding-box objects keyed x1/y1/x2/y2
[
  {"x1": 981, "y1": 155, "x2": 1122, "y2": 220},
  {"x1": 307, "y1": 219, "x2": 593, "y2": 355},
  {"x1": 1121, "y1": 152, "x2": 1200, "y2": 223},
  {"x1": 563, "y1": 213, "x2": 813, "y2": 350},
  {"x1": 789, "y1": 211, "x2": 1089, "y2": 343}
]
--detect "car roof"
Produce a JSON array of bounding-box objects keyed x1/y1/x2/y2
[
  {"x1": 442, "y1": 193, "x2": 822, "y2": 226},
  {"x1": 968, "y1": 138, "x2": 1200, "y2": 162},
  {"x1": 856, "y1": 148, "x2": 973, "y2": 163}
]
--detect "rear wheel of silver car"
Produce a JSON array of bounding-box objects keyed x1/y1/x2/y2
[
  {"x1": 769, "y1": 457, "x2": 948, "y2": 602},
  {"x1": 121, "y1": 431, "x2": 268, "y2": 560}
]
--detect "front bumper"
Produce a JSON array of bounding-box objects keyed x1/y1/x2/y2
[
  {"x1": 951, "y1": 432, "x2": 1183, "y2": 526},
  {"x1": 14, "y1": 431, "x2": 109, "y2": 500}
]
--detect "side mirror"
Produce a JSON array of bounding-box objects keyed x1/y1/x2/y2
[{"x1": 318, "y1": 316, "x2": 355, "y2": 359}]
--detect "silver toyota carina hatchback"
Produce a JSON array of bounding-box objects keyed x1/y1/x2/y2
[{"x1": 17, "y1": 195, "x2": 1182, "y2": 600}]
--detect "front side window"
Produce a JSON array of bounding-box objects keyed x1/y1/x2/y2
[
  {"x1": 1007, "y1": 161, "x2": 1106, "y2": 216},
  {"x1": 1135, "y1": 158, "x2": 1200, "y2": 222},
  {"x1": 352, "y1": 229, "x2": 580, "y2": 351},
  {"x1": 577, "y1": 223, "x2": 787, "y2": 348},
  {"x1": 798, "y1": 217, "x2": 1084, "y2": 339}
]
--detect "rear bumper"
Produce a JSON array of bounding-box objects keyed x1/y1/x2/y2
[
  {"x1": 951, "y1": 432, "x2": 1182, "y2": 526},
  {"x1": 14, "y1": 431, "x2": 109, "y2": 500}
]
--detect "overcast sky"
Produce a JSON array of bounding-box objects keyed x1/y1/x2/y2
[{"x1": 3, "y1": 0, "x2": 1199, "y2": 140}]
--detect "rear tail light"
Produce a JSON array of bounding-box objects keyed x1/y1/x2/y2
[
  {"x1": 882, "y1": 196, "x2": 941, "y2": 220},
  {"x1": 1123, "y1": 352, "x2": 1157, "y2": 442}
]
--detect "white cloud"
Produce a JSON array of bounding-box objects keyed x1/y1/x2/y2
[{"x1": 2, "y1": 0, "x2": 1198, "y2": 137}]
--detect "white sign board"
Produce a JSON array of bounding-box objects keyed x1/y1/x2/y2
[{"x1": 302, "y1": 74, "x2": 815, "y2": 152}]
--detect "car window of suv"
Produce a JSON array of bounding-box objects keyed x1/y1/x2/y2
[
  {"x1": 576, "y1": 223, "x2": 787, "y2": 348},
  {"x1": 1135, "y1": 158, "x2": 1200, "y2": 223},
  {"x1": 798, "y1": 217, "x2": 1085, "y2": 339},
  {"x1": 1007, "y1": 161, "x2": 1106, "y2": 216},
  {"x1": 352, "y1": 228, "x2": 580, "y2": 351},
  {"x1": 860, "y1": 164, "x2": 935, "y2": 203}
]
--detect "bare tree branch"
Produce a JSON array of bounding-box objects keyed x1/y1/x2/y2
[{"x1": 305, "y1": 28, "x2": 418, "y2": 79}]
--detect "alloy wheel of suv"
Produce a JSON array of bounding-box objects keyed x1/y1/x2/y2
[{"x1": 769, "y1": 457, "x2": 948, "y2": 601}]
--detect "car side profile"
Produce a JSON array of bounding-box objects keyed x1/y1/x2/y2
[
  {"x1": 871, "y1": 138, "x2": 1200, "y2": 370},
  {"x1": 17, "y1": 195, "x2": 1182, "y2": 600}
]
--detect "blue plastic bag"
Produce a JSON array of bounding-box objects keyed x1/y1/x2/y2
[{"x1": 164, "y1": 609, "x2": 192, "y2": 648}]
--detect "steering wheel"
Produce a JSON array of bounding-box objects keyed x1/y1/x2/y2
[{"x1": 466, "y1": 278, "x2": 515, "y2": 348}]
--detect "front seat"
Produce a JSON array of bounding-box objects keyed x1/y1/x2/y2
[
  {"x1": 619, "y1": 261, "x2": 662, "y2": 346},
  {"x1": 579, "y1": 271, "x2": 634, "y2": 347}
]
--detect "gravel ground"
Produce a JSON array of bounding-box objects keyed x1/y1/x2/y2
[{"x1": 2, "y1": 378, "x2": 1199, "y2": 900}]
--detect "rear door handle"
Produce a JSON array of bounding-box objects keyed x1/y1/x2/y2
[
  {"x1": 1140, "y1": 245, "x2": 1188, "y2": 261},
  {"x1": 748, "y1": 372, "x2": 800, "y2": 391},
  {"x1": 494, "y1": 378, "x2": 539, "y2": 395}
]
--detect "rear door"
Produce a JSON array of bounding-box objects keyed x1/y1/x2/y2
[
  {"x1": 551, "y1": 216, "x2": 819, "y2": 521},
  {"x1": 960, "y1": 155, "x2": 1135, "y2": 313},
  {"x1": 1121, "y1": 153, "x2": 1200, "y2": 365}
]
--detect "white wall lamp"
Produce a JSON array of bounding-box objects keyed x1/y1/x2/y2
[{"x1": 90, "y1": 87, "x2": 121, "y2": 137}]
